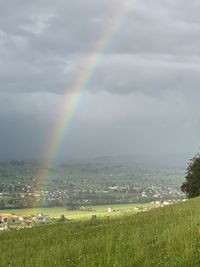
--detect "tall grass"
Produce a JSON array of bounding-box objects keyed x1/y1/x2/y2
[{"x1": 1, "y1": 198, "x2": 200, "y2": 267}]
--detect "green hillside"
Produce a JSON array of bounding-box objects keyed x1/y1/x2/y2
[{"x1": 1, "y1": 198, "x2": 200, "y2": 267}]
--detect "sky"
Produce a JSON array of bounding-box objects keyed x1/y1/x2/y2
[{"x1": 0, "y1": 0, "x2": 200, "y2": 162}]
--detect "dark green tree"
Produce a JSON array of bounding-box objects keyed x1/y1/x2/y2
[{"x1": 181, "y1": 154, "x2": 200, "y2": 198}]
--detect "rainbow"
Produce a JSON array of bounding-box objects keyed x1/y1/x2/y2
[{"x1": 35, "y1": 1, "x2": 134, "y2": 196}]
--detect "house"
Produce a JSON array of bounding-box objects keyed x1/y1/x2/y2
[
  {"x1": 108, "y1": 207, "x2": 112, "y2": 213},
  {"x1": 0, "y1": 214, "x2": 20, "y2": 222}
]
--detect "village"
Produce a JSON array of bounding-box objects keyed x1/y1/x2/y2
[
  {"x1": 0, "y1": 212, "x2": 67, "y2": 232},
  {"x1": 0, "y1": 179, "x2": 185, "y2": 208}
]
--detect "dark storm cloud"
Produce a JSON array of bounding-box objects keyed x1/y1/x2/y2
[{"x1": 0, "y1": 0, "x2": 200, "y2": 160}]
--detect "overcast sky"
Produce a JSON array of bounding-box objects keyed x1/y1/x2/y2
[{"x1": 0, "y1": 0, "x2": 200, "y2": 162}]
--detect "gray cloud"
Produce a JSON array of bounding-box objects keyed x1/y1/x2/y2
[
  {"x1": 0, "y1": 0, "x2": 200, "y2": 95},
  {"x1": 0, "y1": 0, "x2": 200, "y2": 160}
]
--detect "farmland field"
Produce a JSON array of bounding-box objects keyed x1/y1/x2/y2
[{"x1": 0, "y1": 203, "x2": 157, "y2": 220}]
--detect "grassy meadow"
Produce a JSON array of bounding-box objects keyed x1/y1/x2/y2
[
  {"x1": 0, "y1": 203, "x2": 156, "y2": 220},
  {"x1": 1, "y1": 198, "x2": 200, "y2": 266}
]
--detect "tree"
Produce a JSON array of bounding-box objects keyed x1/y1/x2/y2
[
  {"x1": 67, "y1": 198, "x2": 80, "y2": 211},
  {"x1": 181, "y1": 154, "x2": 200, "y2": 198}
]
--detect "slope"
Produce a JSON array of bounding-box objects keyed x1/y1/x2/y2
[{"x1": 1, "y1": 198, "x2": 200, "y2": 267}]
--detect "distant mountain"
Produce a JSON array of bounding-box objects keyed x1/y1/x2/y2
[{"x1": 93, "y1": 153, "x2": 192, "y2": 168}]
